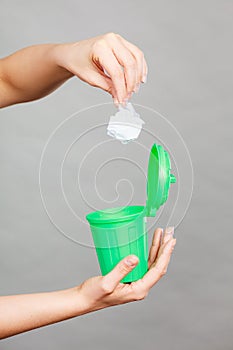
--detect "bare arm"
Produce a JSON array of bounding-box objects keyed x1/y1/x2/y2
[
  {"x1": 0, "y1": 288, "x2": 84, "y2": 338},
  {"x1": 0, "y1": 228, "x2": 175, "y2": 339},
  {"x1": 0, "y1": 33, "x2": 147, "y2": 108},
  {"x1": 0, "y1": 44, "x2": 73, "y2": 107}
]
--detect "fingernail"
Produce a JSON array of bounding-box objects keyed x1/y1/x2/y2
[
  {"x1": 118, "y1": 99, "x2": 126, "y2": 107},
  {"x1": 142, "y1": 75, "x2": 147, "y2": 83},
  {"x1": 166, "y1": 226, "x2": 174, "y2": 235},
  {"x1": 125, "y1": 255, "x2": 138, "y2": 266},
  {"x1": 113, "y1": 97, "x2": 119, "y2": 107}
]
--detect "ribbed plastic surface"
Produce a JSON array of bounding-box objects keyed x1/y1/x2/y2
[{"x1": 89, "y1": 209, "x2": 148, "y2": 283}]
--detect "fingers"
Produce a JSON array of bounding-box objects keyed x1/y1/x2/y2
[
  {"x1": 118, "y1": 36, "x2": 148, "y2": 85},
  {"x1": 142, "y1": 237, "x2": 176, "y2": 289},
  {"x1": 96, "y1": 227, "x2": 175, "y2": 305},
  {"x1": 148, "y1": 228, "x2": 163, "y2": 269},
  {"x1": 101, "y1": 255, "x2": 139, "y2": 293},
  {"x1": 118, "y1": 236, "x2": 175, "y2": 302},
  {"x1": 163, "y1": 226, "x2": 175, "y2": 244},
  {"x1": 93, "y1": 44, "x2": 127, "y2": 104},
  {"x1": 115, "y1": 38, "x2": 141, "y2": 91},
  {"x1": 142, "y1": 56, "x2": 148, "y2": 83},
  {"x1": 157, "y1": 227, "x2": 175, "y2": 259},
  {"x1": 92, "y1": 33, "x2": 147, "y2": 104},
  {"x1": 148, "y1": 227, "x2": 174, "y2": 269},
  {"x1": 84, "y1": 69, "x2": 114, "y2": 94},
  {"x1": 109, "y1": 41, "x2": 137, "y2": 95}
]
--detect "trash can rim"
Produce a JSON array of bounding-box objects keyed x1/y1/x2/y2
[{"x1": 86, "y1": 205, "x2": 145, "y2": 225}]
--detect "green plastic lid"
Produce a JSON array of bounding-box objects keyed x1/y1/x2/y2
[{"x1": 146, "y1": 144, "x2": 176, "y2": 217}]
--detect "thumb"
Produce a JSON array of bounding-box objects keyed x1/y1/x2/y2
[{"x1": 103, "y1": 255, "x2": 139, "y2": 291}]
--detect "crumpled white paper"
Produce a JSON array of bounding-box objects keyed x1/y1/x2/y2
[{"x1": 107, "y1": 103, "x2": 145, "y2": 144}]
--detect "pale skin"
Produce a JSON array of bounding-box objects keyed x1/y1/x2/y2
[
  {"x1": 0, "y1": 32, "x2": 148, "y2": 107},
  {"x1": 0, "y1": 33, "x2": 176, "y2": 339}
]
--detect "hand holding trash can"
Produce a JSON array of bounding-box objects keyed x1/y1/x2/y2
[
  {"x1": 87, "y1": 144, "x2": 176, "y2": 282},
  {"x1": 77, "y1": 227, "x2": 176, "y2": 310}
]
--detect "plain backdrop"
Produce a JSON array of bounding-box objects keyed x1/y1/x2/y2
[{"x1": 0, "y1": 0, "x2": 233, "y2": 349}]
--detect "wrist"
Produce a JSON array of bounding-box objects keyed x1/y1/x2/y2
[
  {"x1": 65, "y1": 286, "x2": 93, "y2": 317},
  {"x1": 50, "y1": 43, "x2": 74, "y2": 79}
]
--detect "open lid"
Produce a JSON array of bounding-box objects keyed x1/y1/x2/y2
[{"x1": 146, "y1": 144, "x2": 176, "y2": 217}]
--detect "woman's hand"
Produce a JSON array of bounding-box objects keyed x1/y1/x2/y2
[
  {"x1": 53, "y1": 32, "x2": 148, "y2": 105},
  {"x1": 0, "y1": 227, "x2": 175, "y2": 339},
  {"x1": 77, "y1": 227, "x2": 176, "y2": 312},
  {"x1": 0, "y1": 33, "x2": 147, "y2": 107}
]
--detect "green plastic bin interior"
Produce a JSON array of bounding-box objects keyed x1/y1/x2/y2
[{"x1": 86, "y1": 143, "x2": 176, "y2": 283}]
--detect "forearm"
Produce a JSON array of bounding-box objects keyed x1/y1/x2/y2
[
  {"x1": 0, "y1": 287, "x2": 88, "y2": 339},
  {"x1": 0, "y1": 44, "x2": 73, "y2": 107}
]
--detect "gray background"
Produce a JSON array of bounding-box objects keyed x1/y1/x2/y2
[{"x1": 0, "y1": 0, "x2": 233, "y2": 349}]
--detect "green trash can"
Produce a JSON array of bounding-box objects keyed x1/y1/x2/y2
[{"x1": 86, "y1": 144, "x2": 176, "y2": 283}]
